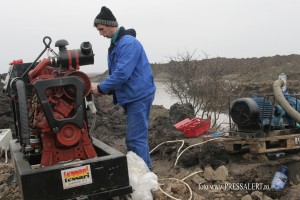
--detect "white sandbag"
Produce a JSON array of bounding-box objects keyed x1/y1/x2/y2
[{"x1": 126, "y1": 151, "x2": 158, "y2": 200}]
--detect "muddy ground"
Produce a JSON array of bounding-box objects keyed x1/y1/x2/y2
[{"x1": 0, "y1": 79, "x2": 300, "y2": 199}]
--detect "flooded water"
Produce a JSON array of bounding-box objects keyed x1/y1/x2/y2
[
  {"x1": 153, "y1": 81, "x2": 179, "y2": 109},
  {"x1": 153, "y1": 81, "x2": 230, "y2": 131}
]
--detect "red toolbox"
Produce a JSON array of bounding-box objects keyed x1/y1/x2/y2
[{"x1": 174, "y1": 117, "x2": 211, "y2": 138}]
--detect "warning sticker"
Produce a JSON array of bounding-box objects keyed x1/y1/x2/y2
[{"x1": 61, "y1": 165, "x2": 93, "y2": 189}]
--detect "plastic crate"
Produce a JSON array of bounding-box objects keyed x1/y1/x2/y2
[{"x1": 174, "y1": 117, "x2": 210, "y2": 138}]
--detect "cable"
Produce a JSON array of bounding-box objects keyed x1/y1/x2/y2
[
  {"x1": 181, "y1": 170, "x2": 203, "y2": 181},
  {"x1": 4, "y1": 147, "x2": 9, "y2": 164},
  {"x1": 150, "y1": 137, "x2": 227, "y2": 199},
  {"x1": 174, "y1": 137, "x2": 224, "y2": 167},
  {"x1": 150, "y1": 140, "x2": 185, "y2": 157},
  {"x1": 158, "y1": 186, "x2": 180, "y2": 200},
  {"x1": 85, "y1": 95, "x2": 97, "y2": 139}
]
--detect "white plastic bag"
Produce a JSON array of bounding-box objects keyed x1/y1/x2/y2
[{"x1": 126, "y1": 151, "x2": 158, "y2": 200}]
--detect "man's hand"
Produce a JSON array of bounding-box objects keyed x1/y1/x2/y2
[{"x1": 91, "y1": 83, "x2": 102, "y2": 95}]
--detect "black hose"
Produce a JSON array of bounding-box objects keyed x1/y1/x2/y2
[
  {"x1": 16, "y1": 80, "x2": 30, "y2": 148},
  {"x1": 21, "y1": 36, "x2": 52, "y2": 78},
  {"x1": 10, "y1": 100, "x2": 19, "y2": 139}
]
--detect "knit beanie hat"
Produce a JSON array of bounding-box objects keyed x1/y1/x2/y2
[{"x1": 94, "y1": 6, "x2": 118, "y2": 27}]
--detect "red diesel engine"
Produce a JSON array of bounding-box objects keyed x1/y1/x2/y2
[
  {"x1": 4, "y1": 36, "x2": 97, "y2": 166},
  {"x1": 3, "y1": 36, "x2": 132, "y2": 200}
]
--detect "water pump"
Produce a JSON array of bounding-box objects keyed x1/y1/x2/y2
[{"x1": 230, "y1": 74, "x2": 300, "y2": 138}]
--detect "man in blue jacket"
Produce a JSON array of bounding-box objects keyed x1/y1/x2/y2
[{"x1": 91, "y1": 6, "x2": 156, "y2": 170}]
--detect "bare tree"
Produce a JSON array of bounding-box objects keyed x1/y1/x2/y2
[
  {"x1": 201, "y1": 57, "x2": 229, "y2": 129},
  {"x1": 164, "y1": 51, "x2": 229, "y2": 130}
]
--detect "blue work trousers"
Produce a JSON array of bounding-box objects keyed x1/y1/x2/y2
[{"x1": 123, "y1": 93, "x2": 154, "y2": 169}]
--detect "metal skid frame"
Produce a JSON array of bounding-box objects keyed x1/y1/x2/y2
[{"x1": 10, "y1": 137, "x2": 132, "y2": 200}]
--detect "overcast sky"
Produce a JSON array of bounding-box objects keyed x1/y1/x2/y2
[{"x1": 1, "y1": 0, "x2": 300, "y2": 74}]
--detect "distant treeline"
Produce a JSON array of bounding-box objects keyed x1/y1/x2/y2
[{"x1": 90, "y1": 54, "x2": 300, "y2": 83}]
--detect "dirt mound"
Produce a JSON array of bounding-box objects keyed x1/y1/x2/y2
[
  {"x1": 169, "y1": 103, "x2": 195, "y2": 124},
  {"x1": 150, "y1": 54, "x2": 300, "y2": 97},
  {"x1": 0, "y1": 163, "x2": 21, "y2": 200},
  {"x1": 1, "y1": 71, "x2": 300, "y2": 199},
  {"x1": 178, "y1": 141, "x2": 231, "y2": 169},
  {"x1": 0, "y1": 74, "x2": 15, "y2": 132},
  {"x1": 198, "y1": 142, "x2": 230, "y2": 169}
]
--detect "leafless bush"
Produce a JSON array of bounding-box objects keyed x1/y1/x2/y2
[{"x1": 164, "y1": 51, "x2": 230, "y2": 130}]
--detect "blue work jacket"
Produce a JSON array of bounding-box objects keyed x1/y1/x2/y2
[{"x1": 99, "y1": 27, "x2": 156, "y2": 106}]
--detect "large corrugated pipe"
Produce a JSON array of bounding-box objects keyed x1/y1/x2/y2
[
  {"x1": 16, "y1": 79, "x2": 30, "y2": 148},
  {"x1": 273, "y1": 79, "x2": 300, "y2": 123}
]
